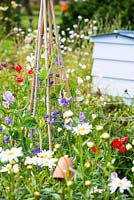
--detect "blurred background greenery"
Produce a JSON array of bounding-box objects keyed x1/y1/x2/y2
[
  {"x1": 0, "y1": 0, "x2": 134, "y2": 64},
  {"x1": 0, "y1": 0, "x2": 134, "y2": 36}
]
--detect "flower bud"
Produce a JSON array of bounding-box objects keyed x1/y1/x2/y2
[
  {"x1": 96, "y1": 125, "x2": 103, "y2": 131},
  {"x1": 91, "y1": 114, "x2": 97, "y2": 120},
  {"x1": 126, "y1": 143, "x2": 132, "y2": 150},
  {"x1": 85, "y1": 180, "x2": 91, "y2": 186},
  {"x1": 87, "y1": 142, "x2": 94, "y2": 148},
  {"x1": 131, "y1": 166, "x2": 134, "y2": 173},
  {"x1": 58, "y1": 127, "x2": 62, "y2": 133},
  {"x1": 34, "y1": 191, "x2": 40, "y2": 196},
  {"x1": 100, "y1": 133, "x2": 110, "y2": 139}
]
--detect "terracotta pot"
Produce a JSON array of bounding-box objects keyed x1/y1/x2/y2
[{"x1": 53, "y1": 156, "x2": 73, "y2": 179}]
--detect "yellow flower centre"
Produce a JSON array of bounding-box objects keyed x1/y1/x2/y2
[
  {"x1": 40, "y1": 155, "x2": 48, "y2": 159},
  {"x1": 6, "y1": 164, "x2": 12, "y2": 171},
  {"x1": 117, "y1": 181, "x2": 123, "y2": 187},
  {"x1": 79, "y1": 127, "x2": 86, "y2": 131},
  {"x1": 7, "y1": 151, "x2": 15, "y2": 156}
]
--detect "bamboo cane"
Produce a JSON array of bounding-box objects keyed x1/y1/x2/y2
[
  {"x1": 43, "y1": 0, "x2": 52, "y2": 151},
  {"x1": 49, "y1": 0, "x2": 70, "y2": 95},
  {"x1": 33, "y1": 0, "x2": 43, "y2": 117}
]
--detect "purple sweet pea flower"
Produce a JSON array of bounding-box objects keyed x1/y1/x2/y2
[
  {"x1": 67, "y1": 97, "x2": 73, "y2": 103},
  {"x1": 37, "y1": 77, "x2": 43, "y2": 81},
  {"x1": 2, "y1": 101, "x2": 10, "y2": 108},
  {"x1": 3, "y1": 91, "x2": 15, "y2": 103},
  {"x1": 55, "y1": 57, "x2": 58, "y2": 65},
  {"x1": 79, "y1": 112, "x2": 85, "y2": 124},
  {"x1": 0, "y1": 127, "x2": 2, "y2": 132},
  {"x1": 5, "y1": 116, "x2": 12, "y2": 125},
  {"x1": 51, "y1": 112, "x2": 57, "y2": 119},
  {"x1": 50, "y1": 118, "x2": 55, "y2": 126},
  {"x1": 49, "y1": 73, "x2": 53, "y2": 78},
  {"x1": 44, "y1": 114, "x2": 49, "y2": 118},
  {"x1": 4, "y1": 136, "x2": 10, "y2": 143},
  {"x1": 48, "y1": 81, "x2": 54, "y2": 86},
  {"x1": 59, "y1": 98, "x2": 68, "y2": 107},
  {"x1": 55, "y1": 56, "x2": 61, "y2": 65},
  {"x1": 0, "y1": 114, "x2": 2, "y2": 119},
  {"x1": 57, "y1": 111, "x2": 62, "y2": 115},
  {"x1": 34, "y1": 147, "x2": 40, "y2": 154}
]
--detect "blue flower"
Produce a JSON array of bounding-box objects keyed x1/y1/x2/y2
[
  {"x1": 48, "y1": 81, "x2": 54, "y2": 86},
  {"x1": 5, "y1": 116, "x2": 12, "y2": 125},
  {"x1": 37, "y1": 77, "x2": 43, "y2": 81},
  {"x1": 44, "y1": 114, "x2": 49, "y2": 118},
  {"x1": 2, "y1": 101, "x2": 10, "y2": 108},
  {"x1": 50, "y1": 119, "x2": 56, "y2": 126},
  {"x1": 59, "y1": 98, "x2": 68, "y2": 107},
  {"x1": 3, "y1": 91, "x2": 15, "y2": 103},
  {"x1": 67, "y1": 97, "x2": 73, "y2": 103},
  {"x1": 79, "y1": 112, "x2": 85, "y2": 124},
  {"x1": 0, "y1": 127, "x2": 2, "y2": 132},
  {"x1": 51, "y1": 112, "x2": 57, "y2": 119},
  {"x1": 4, "y1": 136, "x2": 10, "y2": 143},
  {"x1": 34, "y1": 147, "x2": 40, "y2": 154},
  {"x1": 49, "y1": 73, "x2": 53, "y2": 78}
]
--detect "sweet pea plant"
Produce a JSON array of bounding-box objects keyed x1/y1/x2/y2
[{"x1": 0, "y1": 16, "x2": 134, "y2": 200}]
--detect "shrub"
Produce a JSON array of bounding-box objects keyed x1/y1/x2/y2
[{"x1": 60, "y1": 0, "x2": 134, "y2": 33}]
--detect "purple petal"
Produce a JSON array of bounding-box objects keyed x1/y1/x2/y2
[
  {"x1": 3, "y1": 91, "x2": 15, "y2": 103},
  {"x1": 2, "y1": 101, "x2": 10, "y2": 108},
  {"x1": 5, "y1": 116, "x2": 12, "y2": 125},
  {"x1": 34, "y1": 147, "x2": 40, "y2": 154},
  {"x1": 110, "y1": 172, "x2": 118, "y2": 181},
  {"x1": 4, "y1": 136, "x2": 10, "y2": 143}
]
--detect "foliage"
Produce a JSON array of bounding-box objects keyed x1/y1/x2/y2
[
  {"x1": 0, "y1": 0, "x2": 20, "y2": 33},
  {"x1": 60, "y1": 0, "x2": 134, "y2": 33}
]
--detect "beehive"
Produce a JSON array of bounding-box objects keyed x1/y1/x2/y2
[{"x1": 91, "y1": 30, "x2": 134, "y2": 104}]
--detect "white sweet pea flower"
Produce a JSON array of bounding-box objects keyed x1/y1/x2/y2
[
  {"x1": 77, "y1": 77, "x2": 83, "y2": 84},
  {"x1": 63, "y1": 110, "x2": 74, "y2": 118}
]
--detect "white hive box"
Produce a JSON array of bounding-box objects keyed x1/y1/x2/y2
[{"x1": 90, "y1": 30, "x2": 134, "y2": 104}]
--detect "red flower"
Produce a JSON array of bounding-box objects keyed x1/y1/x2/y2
[
  {"x1": 112, "y1": 139, "x2": 122, "y2": 149},
  {"x1": 16, "y1": 77, "x2": 23, "y2": 83},
  {"x1": 28, "y1": 68, "x2": 34, "y2": 74},
  {"x1": 15, "y1": 64, "x2": 22, "y2": 73},
  {"x1": 119, "y1": 146, "x2": 126, "y2": 153},
  {"x1": 91, "y1": 147, "x2": 100, "y2": 154},
  {"x1": 121, "y1": 136, "x2": 128, "y2": 144},
  {"x1": 112, "y1": 137, "x2": 128, "y2": 153},
  {"x1": 12, "y1": 141, "x2": 15, "y2": 145},
  {"x1": 62, "y1": 4, "x2": 69, "y2": 12}
]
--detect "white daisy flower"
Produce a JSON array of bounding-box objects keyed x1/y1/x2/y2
[
  {"x1": 0, "y1": 147, "x2": 23, "y2": 163},
  {"x1": 0, "y1": 163, "x2": 20, "y2": 173},
  {"x1": 37, "y1": 150, "x2": 54, "y2": 159},
  {"x1": 108, "y1": 172, "x2": 133, "y2": 194},
  {"x1": 73, "y1": 123, "x2": 92, "y2": 135}
]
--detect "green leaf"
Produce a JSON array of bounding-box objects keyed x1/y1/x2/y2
[
  {"x1": 55, "y1": 83, "x2": 65, "y2": 97},
  {"x1": 25, "y1": 137, "x2": 32, "y2": 149},
  {"x1": 22, "y1": 117, "x2": 37, "y2": 129},
  {"x1": 9, "y1": 102, "x2": 17, "y2": 109}
]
